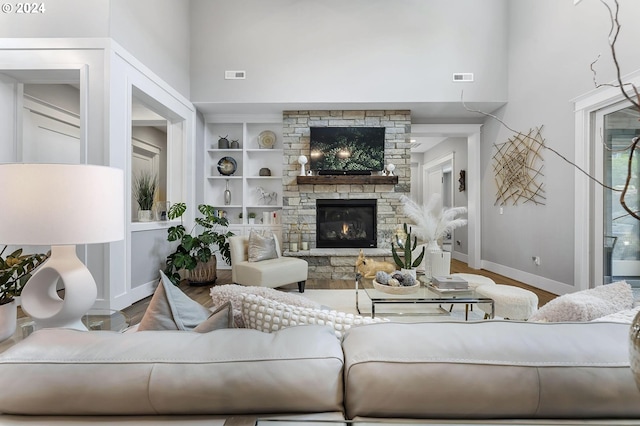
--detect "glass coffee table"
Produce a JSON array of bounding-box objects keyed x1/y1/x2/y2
[{"x1": 355, "y1": 273, "x2": 494, "y2": 320}]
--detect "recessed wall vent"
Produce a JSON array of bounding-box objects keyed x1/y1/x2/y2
[
  {"x1": 453, "y1": 73, "x2": 474, "y2": 82},
  {"x1": 225, "y1": 70, "x2": 246, "y2": 80}
]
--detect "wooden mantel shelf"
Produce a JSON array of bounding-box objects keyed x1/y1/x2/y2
[{"x1": 297, "y1": 175, "x2": 398, "y2": 185}]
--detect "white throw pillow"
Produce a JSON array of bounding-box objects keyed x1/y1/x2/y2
[
  {"x1": 240, "y1": 293, "x2": 387, "y2": 339},
  {"x1": 210, "y1": 284, "x2": 322, "y2": 328},
  {"x1": 529, "y1": 281, "x2": 633, "y2": 322}
]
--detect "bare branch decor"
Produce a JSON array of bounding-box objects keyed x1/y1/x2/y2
[{"x1": 493, "y1": 127, "x2": 546, "y2": 206}]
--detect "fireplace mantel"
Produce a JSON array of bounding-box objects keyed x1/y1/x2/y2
[{"x1": 296, "y1": 175, "x2": 398, "y2": 185}]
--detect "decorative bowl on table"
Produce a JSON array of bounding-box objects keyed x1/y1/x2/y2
[{"x1": 373, "y1": 279, "x2": 420, "y2": 295}]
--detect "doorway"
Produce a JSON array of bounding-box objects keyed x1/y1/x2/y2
[
  {"x1": 411, "y1": 124, "x2": 481, "y2": 268},
  {"x1": 597, "y1": 102, "x2": 640, "y2": 286},
  {"x1": 423, "y1": 153, "x2": 455, "y2": 252}
]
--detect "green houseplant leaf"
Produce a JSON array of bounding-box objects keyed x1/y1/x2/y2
[
  {"x1": 163, "y1": 202, "x2": 234, "y2": 285},
  {"x1": 0, "y1": 247, "x2": 49, "y2": 305}
]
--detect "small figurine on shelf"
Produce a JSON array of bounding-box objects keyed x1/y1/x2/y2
[
  {"x1": 298, "y1": 155, "x2": 308, "y2": 176},
  {"x1": 230, "y1": 139, "x2": 240, "y2": 149},
  {"x1": 386, "y1": 163, "x2": 396, "y2": 176},
  {"x1": 256, "y1": 186, "x2": 277, "y2": 205}
]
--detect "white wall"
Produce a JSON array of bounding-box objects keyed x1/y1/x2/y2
[
  {"x1": 110, "y1": 0, "x2": 191, "y2": 98},
  {"x1": 189, "y1": 0, "x2": 508, "y2": 105},
  {"x1": 481, "y1": 0, "x2": 640, "y2": 294},
  {"x1": 0, "y1": 0, "x2": 191, "y2": 99},
  {"x1": 0, "y1": 0, "x2": 109, "y2": 37}
]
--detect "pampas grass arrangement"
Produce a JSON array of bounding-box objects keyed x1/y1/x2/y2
[{"x1": 399, "y1": 194, "x2": 468, "y2": 244}]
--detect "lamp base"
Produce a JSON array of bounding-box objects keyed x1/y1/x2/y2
[{"x1": 21, "y1": 245, "x2": 97, "y2": 330}]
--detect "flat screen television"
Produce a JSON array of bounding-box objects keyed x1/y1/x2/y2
[{"x1": 309, "y1": 127, "x2": 385, "y2": 173}]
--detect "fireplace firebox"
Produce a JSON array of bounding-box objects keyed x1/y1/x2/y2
[{"x1": 316, "y1": 199, "x2": 377, "y2": 248}]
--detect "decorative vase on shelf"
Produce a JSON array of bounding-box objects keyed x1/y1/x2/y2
[
  {"x1": 0, "y1": 300, "x2": 17, "y2": 342},
  {"x1": 218, "y1": 135, "x2": 229, "y2": 149},
  {"x1": 630, "y1": 310, "x2": 640, "y2": 391},
  {"x1": 224, "y1": 180, "x2": 231, "y2": 206}
]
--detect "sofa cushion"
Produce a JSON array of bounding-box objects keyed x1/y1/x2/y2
[
  {"x1": 138, "y1": 271, "x2": 233, "y2": 332},
  {"x1": 529, "y1": 280, "x2": 633, "y2": 322},
  {"x1": 248, "y1": 228, "x2": 278, "y2": 262},
  {"x1": 0, "y1": 326, "x2": 344, "y2": 416},
  {"x1": 342, "y1": 321, "x2": 640, "y2": 420},
  {"x1": 240, "y1": 293, "x2": 386, "y2": 339}
]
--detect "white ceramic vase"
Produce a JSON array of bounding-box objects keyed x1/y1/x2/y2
[{"x1": 0, "y1": 300, "x2": 17, "y2": 342}]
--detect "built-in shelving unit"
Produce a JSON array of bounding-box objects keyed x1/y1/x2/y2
[{"x1": 204, "y1": 114, "x2": 284, "y2": 228}]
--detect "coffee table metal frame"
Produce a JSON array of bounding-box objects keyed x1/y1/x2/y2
[{"x1": 355, "y1": 273, "x2": 495, "y2": 320}]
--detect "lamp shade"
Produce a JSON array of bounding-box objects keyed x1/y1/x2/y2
[{"x1": 0, "y1": 164, "x2": 124, "y2": 245}]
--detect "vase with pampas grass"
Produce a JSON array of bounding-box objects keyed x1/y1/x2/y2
[{"x1": 399, "y1": 194, "x2": 468, "y2": 278}]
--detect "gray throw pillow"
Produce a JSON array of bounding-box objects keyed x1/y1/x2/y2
[
  {"x1": 248, "y1": 228, "x2": 278, "y2": 262},
  {"x1": 138, "y1": 271, "x2": 233, "y2": 331}
]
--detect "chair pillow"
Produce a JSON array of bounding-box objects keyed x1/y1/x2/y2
[
  {"x1": 248, "y1": 228, "x2": 278, "y2": 262},
  {"x1": 529, "y1": 280, "x2": 633, "y2": 322},
  {"x1": 240, "y1": 293, "x2": 387, "y2": 339},
  {"x1": 138, "y1": 271, "x2": 233, "y2": 331}
]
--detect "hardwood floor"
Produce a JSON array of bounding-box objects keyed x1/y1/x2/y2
[{"x1": 121, "y1": 259, "x2": 558, "y2": 326}]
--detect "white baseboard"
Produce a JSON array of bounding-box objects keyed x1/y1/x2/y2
[
  {"x1": 480, "y1": 260, "x2": 577, "y2": 296},
  {"x1": 452, "y1": 251, "x2": 468, "y2": 264}
]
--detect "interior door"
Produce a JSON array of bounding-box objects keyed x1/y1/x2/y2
[{"x1": 597, "y1": 102, "x2": 640, "y2": 286}]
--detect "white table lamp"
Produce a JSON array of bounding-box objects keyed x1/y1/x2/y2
[{"x1": 0, "y1": 164, "x2": 124, "y2": 330}]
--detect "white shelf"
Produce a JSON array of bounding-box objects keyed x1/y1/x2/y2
[
  {"x1": 208, "y1": 148, "x2": 243, "y2": 153},
  {"x1": 245, "y1": 148, "x2": 284, "y2": 153},
  {"x1": 205, "y1": 118, "x2": 284, "y2": 223}
]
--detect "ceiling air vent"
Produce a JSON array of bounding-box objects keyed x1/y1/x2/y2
[
  {"x1": 453, "y1": 73, "x2": 474, "y2": 82},
  {"x1": 225, "y1": 70, "x2": 246, "y2": 80}
]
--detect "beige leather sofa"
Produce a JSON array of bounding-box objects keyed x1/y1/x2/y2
[
  {"x1": 1, "y1": 321, "x2": 639, "y2": 424},
  {"x1": 229, "y1": 235, "x2": 308, "y2": 292}
]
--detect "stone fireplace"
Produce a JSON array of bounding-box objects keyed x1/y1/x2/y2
[
  {"x1": 282, "y1": 110, "x2": 411, "y2": 280},
  {"x1": 316, "y1": 199, "x2": 377, "y2": 249}
]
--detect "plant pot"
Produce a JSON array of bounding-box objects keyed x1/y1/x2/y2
[
  {"x1": 401, "y1": 268, "x2": 417, "y2": 279},
  {"x1": 138, "y1": 210, "x2": 153, "y2": 222},
  {"x1": 248, "y1": 218, "x2": 256, "y2": 224},
  {"x1": 0, "y1": 300, "x2": 17, "y2": 342},
  {"x1": 186, "y1": 257, "x2": 217, "y2": 286}
]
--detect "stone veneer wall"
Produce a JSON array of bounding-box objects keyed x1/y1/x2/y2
[{"x1": 282, "y1": 110, "x2": 411, "y2": 280}]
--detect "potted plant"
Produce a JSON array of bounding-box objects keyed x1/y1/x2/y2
[
  {"x1": 164, "y1": 203, "x2": 234, "y2": 286},
  {"x1": 0, "y1": 247, "x2": 48, "y2": 341},
  {"x1": 391, "y1": 223, "x2": 425, "y2": 278},
  {"x1": 133, "y1": 171, "x2": 157, "y2": 222},
  {"x1": 248, "y1": 212, "x2": 256, "y2": 224}
]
